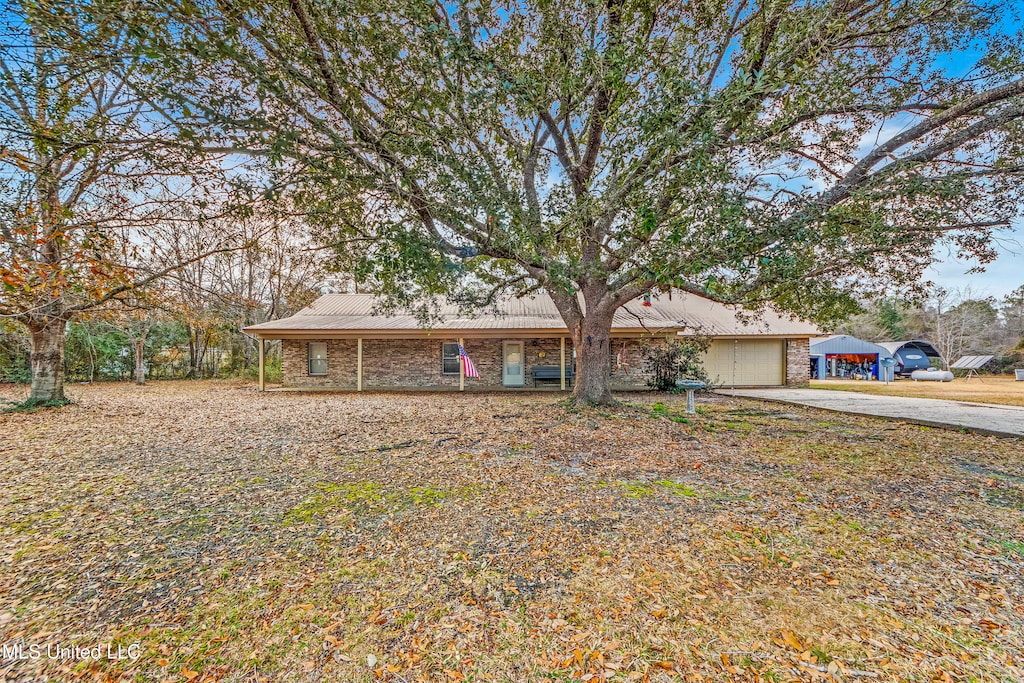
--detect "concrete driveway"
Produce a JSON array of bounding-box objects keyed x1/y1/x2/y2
[{"x1": 722, "y1": 388, "x2": 1024, "y2": 437}]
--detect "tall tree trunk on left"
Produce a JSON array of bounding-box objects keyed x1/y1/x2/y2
[
  {"x1": 134, "y1": 336, "x2": 146, "y2": 385},
  {"x1": 28, "y1": 317, "x2": 68, "y2": 403},
  {"x1": 187, "y1": 326, "x2": 200, "y2": 378}
]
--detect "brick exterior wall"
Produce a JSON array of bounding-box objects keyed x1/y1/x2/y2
[
  {"x1": 520, "y1": 338, "x2": 571, "y2": 388},
  {"x1": 786, "y1": 337, "x2": 811, "y2": 386},
  {"x1": 609, "y1": 338, "x2": 661, "y2": 390},
  {"x1": 280, "y1": 336, "x2": 805, "y2": 389},
  {"x1": 362, "y1": 339, "x2": 463, "y2": 388},
  {"x1": 283, "y1": 337, "x2": 586, "y2": 389},
  {"x1": 282, "y1": 339, "x2": 360, "y2": 388}
]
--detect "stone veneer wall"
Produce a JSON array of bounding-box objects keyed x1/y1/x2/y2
[{"x1": 786, "y1": 337, "x2": 811, "y2": 386}]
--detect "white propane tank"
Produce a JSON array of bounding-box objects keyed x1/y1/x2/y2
[{"x1": 910, "y1": 369, "x2": 954, "y2": 382}]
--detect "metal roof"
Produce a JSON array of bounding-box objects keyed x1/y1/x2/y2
[
  {"x1": 877, "y1": 340, "x2": 942, "y2": 358},
  {"x1": 810, "y1": 335, "x2": 893, "y2": 357},
  {"x1": 245, "y1": 292, "x2": 819, "y2": 339}
]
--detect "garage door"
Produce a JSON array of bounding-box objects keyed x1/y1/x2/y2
[{"x1": 704, "y1": 340, "x2": 785, "y2": 386}]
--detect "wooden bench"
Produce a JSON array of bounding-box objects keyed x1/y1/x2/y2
[{"x1": 531, "y1": 365, "x2": 574, "y2": 385}]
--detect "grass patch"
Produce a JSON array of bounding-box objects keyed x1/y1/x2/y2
[
  {"x1": 284, "y1": 481, "x2": 455, "y2": 524},
  {"x1": 995, "y1": 539, "x2": 1024, "y2": 557},
  {"x1": 614, "y1": 481, "x2": 657, "y2": 498},
  {"x1": 810, "y1": 376, "x2": 1024, "y2": 407},
  {"x1": 981, "y1": 488, "x2": 1024, "y2": 511},
  {"x1": 653, "y1": 479, "x2": 698, "y2": 497},
  {"x1": 2, "y1": 396, "x2": 73, "y2": 413}
]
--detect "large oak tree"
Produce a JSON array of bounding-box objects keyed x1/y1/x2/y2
[{"x1": 147, "y1": 0, "x2": 1023, "y2": 403}]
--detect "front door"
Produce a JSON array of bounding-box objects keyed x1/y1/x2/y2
[{"x1": 503, "y1": 341, "x2": 525, "y2": 386}]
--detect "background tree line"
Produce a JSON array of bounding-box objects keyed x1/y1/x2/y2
[
  {"x1": 7, "y1": 278, "x2": 1022, "y2": 385},
  {"x1": 0, "y1": 210, "x2": 330, "y2": 384}
]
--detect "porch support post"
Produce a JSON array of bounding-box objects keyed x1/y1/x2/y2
[
  {"x1": 560, "y1": 337, "x2": 566, "y2": 390},
  {"x1": 459, "y1": 337, "x2": 465, "y2": 391},
  {"x1": 258, "y1": 338, "x2": 265, "y2": 392},
  {"x1": 357, "y1": 338, "x2": 363, "y2": 391}
]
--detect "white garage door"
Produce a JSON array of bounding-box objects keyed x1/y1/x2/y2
[{"x1": 704, "y1": 340, "x2": 785, "y2": 386}]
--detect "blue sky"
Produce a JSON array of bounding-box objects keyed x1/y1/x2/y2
[
  {"x1": 925, "y1": 234, "x2": 1022, "y2": 299},
  {"x1": 920, "y1": 5, "x2": 1023, "y2": 300}
]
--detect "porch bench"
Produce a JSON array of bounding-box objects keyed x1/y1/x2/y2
[{"x1": 531, "y1": 365, "x2": 574, "y2": 385}]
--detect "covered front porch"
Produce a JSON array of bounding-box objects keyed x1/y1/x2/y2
[
  {"x1": 250, "y1": 333, "x2": 658, "y2": 392},
  {"x1": 253, "y1": 335, "x2": 581, "y2": 392}
]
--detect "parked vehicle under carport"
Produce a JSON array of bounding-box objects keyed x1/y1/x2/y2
[
  {"x1": 878, "y1": 340, "x2": 943, "y2": 378},
  {"x1": 894, "y1": 349, "x2": 932, "y2": 377}
]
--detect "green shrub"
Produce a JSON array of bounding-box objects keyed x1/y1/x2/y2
[{"x1": 641, "y1": 337, "x2": 711, "y2": 391}]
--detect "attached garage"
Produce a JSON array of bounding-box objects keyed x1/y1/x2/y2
[{"x1": 704, "y1": 339, "x2": 786, "y2": 387}]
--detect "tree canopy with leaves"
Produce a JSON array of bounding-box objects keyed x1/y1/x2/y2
[{"x1": 144, "y1": 0, "x2": 1024, "y2": 402}]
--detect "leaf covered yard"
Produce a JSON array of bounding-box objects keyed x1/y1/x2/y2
[{"x1": 1, "y1": 383, "x2": 1022, "y2": 682}]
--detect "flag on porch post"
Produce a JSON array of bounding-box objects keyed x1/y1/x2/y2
[{"x1": 458, "y1": 344, "x2": 480, "y2": 379}]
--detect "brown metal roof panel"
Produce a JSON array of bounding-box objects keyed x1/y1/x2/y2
[{"x1": 247, "y1": 292, "x2": 818, "y2": 337}]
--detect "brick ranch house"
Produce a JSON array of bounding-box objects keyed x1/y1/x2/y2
[{"x1": 243, "y1": 292, "x2": 817, "y2": 391}]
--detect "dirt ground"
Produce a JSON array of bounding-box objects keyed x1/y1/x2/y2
[
  {"x1": 1, "y1": 381, "x2": 1022, "y2": 682},
  {"x1": 810, "y1": 376, "x2": 1024, "y2": 407}
]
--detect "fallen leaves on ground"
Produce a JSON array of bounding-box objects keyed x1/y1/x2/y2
[{"x1": 0, "y1": 381, "x2": 1021, "y2": 682}]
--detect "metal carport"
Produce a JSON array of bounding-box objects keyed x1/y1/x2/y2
[{"x1": 810, "y1": 335, "x2": 895, "y2": 381}]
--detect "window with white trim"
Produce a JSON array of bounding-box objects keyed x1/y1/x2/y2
[
  {"x1": 442, "y1": 342, "x2": 460, "y2": 375},
  {"x1": 308, "y1": 342, "x2": 328, "y2": 375}
]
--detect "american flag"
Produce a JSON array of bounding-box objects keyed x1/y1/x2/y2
[{"x1": 458, "y1": 344, "x2": 480, "y2": 379}]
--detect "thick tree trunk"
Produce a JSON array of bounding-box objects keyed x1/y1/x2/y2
[
  {"x1": 571, "y1": 308, "x2": 617, "y2": 404},
  {"x1": 28, "y1": 319, "x2": 67, "y2": 403}
]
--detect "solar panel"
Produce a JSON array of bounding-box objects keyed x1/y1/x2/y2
[{"x1": 950, "y1": 355, "x2": 995, "y2": 370}]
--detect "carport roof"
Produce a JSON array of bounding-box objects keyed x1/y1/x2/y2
[
  {"x1": 810, "y1": 335, "x2": 892, "y2": 357},
  {"x1": 877, "y1": 340, "x2": 942, "y2": 358},
  {"x1": 244, "y1": 292, "x2": 820, "y2": 339}
]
